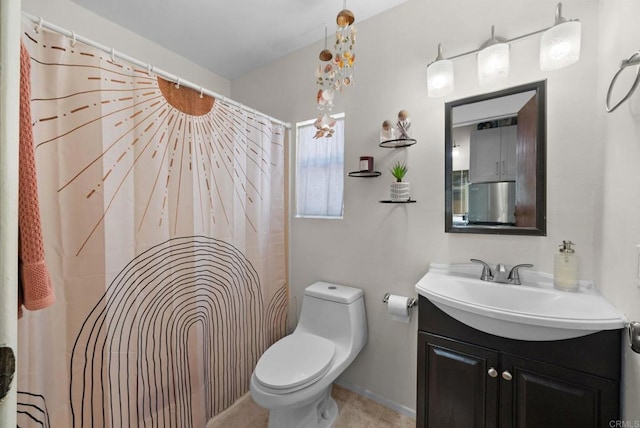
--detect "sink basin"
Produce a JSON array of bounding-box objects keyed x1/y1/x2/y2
[{"x1": 415, "y1": 263, "x2": 627, "y2": 341}]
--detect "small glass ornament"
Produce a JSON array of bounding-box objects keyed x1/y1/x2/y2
[{"x1": 380, "y1": 120, "x2": 396, "y2": 142}]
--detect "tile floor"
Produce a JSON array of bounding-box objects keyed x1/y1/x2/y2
[{"x1": 207, "y1": 384, "x2": 415, "y2": 428}]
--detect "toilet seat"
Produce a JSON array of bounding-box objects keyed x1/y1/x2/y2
[{"x1": 254, "y1": 333, "x2": 335, "y2": 392}]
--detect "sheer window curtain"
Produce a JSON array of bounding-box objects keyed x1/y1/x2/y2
[{"x1": 295, "y1": 114, "x2": 345, "y2": 218}]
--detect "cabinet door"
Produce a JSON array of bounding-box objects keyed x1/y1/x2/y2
[
  {"x1": 500, "y1": 125, "x2": 517, "y2": 181},
  {"x1": 499, "y1": 353, "x2": 619, "y2": 428},
  {"x1": 418, "y1": 333, "x2": 499, "y2": 428},
  {"x1": 469, "y1": 128, "x2": 502, "y2": 183}
]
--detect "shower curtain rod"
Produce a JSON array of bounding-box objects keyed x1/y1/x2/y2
[{"x1": 21, "y1": 12, "x2": 292, "y2": 129}]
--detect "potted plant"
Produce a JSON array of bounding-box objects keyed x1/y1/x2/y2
[{"x1": 390, "y1": 161, "x2": 410, "y2": 201}]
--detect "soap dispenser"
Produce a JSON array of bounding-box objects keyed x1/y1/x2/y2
[{"x1": 554, "y1": 240, "x2": 579, "y2": 291}]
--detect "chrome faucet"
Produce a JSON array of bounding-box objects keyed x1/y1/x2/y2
[
  {"x1": 471, "y1": 259, "x2": 533, "y2": 285},
  {"x1": 494, "y1": 263, "x2": 509, "y2": 283}
]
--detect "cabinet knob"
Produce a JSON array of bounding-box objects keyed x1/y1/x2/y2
[
  {"x1": 488, "y1": 367, "x2": 498, "y2": 378},
  {"x1": 502, "y1": 370, "x2": 513, "y2": 381}
]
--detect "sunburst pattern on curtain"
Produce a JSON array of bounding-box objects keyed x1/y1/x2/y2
[
  {"x1": 24, "y1": 30, "x2": 280, "y2": 256},
  {"x1": 17, "y1": 22, "x2": 287, "y2": 428}
]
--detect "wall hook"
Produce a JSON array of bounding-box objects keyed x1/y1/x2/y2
[
  {"x1": 35, "y1": 17, "x2": 44, "y2": 34},
  {"x1": 0, "y1": 347, "x2": 15, "y2": 401}
]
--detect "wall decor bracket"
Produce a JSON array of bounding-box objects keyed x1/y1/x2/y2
[
  {"x1": 379, "y1": 138, "x2": 417, "y2": 148},
  {"x1": 348, "y1": 171, "x2": 381, "y2": 177}
]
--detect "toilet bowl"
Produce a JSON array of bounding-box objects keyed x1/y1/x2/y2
[{"x1": 250, "y1": 281, "x2": 367, "y2": 428}]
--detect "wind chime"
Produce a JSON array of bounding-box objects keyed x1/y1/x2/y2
[{"x1": 314, "y1": 3, "x2": 356, "y2": 138}]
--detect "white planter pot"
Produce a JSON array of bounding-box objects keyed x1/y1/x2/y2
[{"x1": 390, "y1": 182, "x2": 410, "y2": 201}]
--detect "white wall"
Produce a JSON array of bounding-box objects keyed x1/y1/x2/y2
[
  {"x1": 232, "y1": 0, "x2": 606, "y2": 412},
  {"x1": 21, "y1": 0, "x2": 230, "y2": 97},
  {"x1": 596, "y1": 1, "x2": 640, "y2": 422}
]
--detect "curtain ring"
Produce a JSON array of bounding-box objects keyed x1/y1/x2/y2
[
  {"x1": 175, "y1": 78, "x2": 181, "y2": 89},
  {"x1": 199, "y1": 87, "x2": 204, "y2": 99},
  {"x1": 110, "y1": 48, "x2": 116, "y2": 63},
  {"x1": 70, "y1": 31, "x2": 77, "y2": 47},
  {"x1": 147, "y1": 63, "x2": 153, "y2": 76},
  {"x1": 35, "y1": 17, "x2": 44, "y2": 33},
  {"x1": 606, "y1": 51, "x2": 640, "y2": 113}
]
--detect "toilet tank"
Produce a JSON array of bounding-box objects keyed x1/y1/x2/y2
[{"x1": 296, "y1": 281, "x2": 367, "y2": 351}]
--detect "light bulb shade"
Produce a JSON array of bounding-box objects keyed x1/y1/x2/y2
[
  {"x1": 540, "y1": 21, "x2": 581, "y2": 71},
  {"x1": 477, "y1": 43, "x2": 510, "y2": 86},
  {"x1": 427, "y1": 59, "x2": 454, "y2": 97}
]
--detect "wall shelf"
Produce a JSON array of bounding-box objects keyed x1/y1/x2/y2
[
  {"x1": 379, "y1": 199, "x2": 417, "y2": 204},
  {"x1": 348, "y1": 171, "x2": 382, "y2": 178},
  {"x1": 379, "y1": 138, "x2": 417, "y2": 148}
]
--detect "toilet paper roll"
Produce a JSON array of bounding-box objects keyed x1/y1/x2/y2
[{"x1": 387, "y1": 294, "x2": 411, "y2": 323}]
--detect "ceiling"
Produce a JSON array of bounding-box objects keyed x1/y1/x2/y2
[
  {"x1": 452, "y1": 91, "x2": 537, "y2": 127},
  {"x1": 71, "y1": 0, "x2": 409, "y2": 80}
]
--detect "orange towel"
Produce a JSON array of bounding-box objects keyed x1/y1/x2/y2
[{"x1": 18, "y1": 40, "x2": 55, "y2": 317}]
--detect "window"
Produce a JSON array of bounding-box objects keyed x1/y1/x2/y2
[{"x1": 295, "y1": 113, "x2": 345, "y2": 218}]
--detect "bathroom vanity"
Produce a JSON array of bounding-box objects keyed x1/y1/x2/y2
[
  {"x1": 415, "y1": 264, "x2": 626, "y2": 428},
  {"x1": 417, "y1": 296, "x2": 620, "y2": 427}
]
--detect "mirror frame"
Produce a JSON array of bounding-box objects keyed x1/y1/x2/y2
[{"x1": 444, "y1": 80, "x2": 547, "y2": 236}]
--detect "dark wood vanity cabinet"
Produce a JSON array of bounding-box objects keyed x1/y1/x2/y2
[
  {"x1": 417, "y1": 296, "x2": 621, "y2": 428},
  {"x1": 420, "y1": 334, "x2": 500, "y2": 427}
]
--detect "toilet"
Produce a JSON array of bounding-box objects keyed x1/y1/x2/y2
[{"x1": 250, "y1": 281, "x2": 367, "y2": 428}]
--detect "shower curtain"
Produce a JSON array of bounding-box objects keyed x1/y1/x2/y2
[{"x1": 17, "y1": 23, "x2": 287, "y2": 427}]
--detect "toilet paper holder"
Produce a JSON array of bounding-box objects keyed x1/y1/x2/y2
[{"x1": 383, "y1": 293, "x2": 416, "y2": 308}]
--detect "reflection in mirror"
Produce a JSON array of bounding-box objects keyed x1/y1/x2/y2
[{"x1": 445, "y1": 81, "x2": 546, "y2": 235}]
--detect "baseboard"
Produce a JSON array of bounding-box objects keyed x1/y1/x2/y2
[{"x1": 334, "y1": 379, "x2": 416, "y2": 420}]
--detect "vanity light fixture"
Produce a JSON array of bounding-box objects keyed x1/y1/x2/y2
[
  {"x1": 426, "y1": 2, "x2": 580, "y2": 97},
  {"x1": 477, "y1": 26, "x2": 510, "y2": 86},
  {"x1": 427, "y1": 43, "x2": 454, "y2": 97},
  {"x1": 539, "y1": 3, "x2": 581, "y2": 71}
]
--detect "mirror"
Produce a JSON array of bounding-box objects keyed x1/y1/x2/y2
[{"x1": 445, "y1": 81, "x2": 546, "y2": 235}]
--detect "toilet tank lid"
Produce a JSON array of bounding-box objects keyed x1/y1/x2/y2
[{"x1": 304, "y1": 281, "x2": 364, "y2": 304}]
